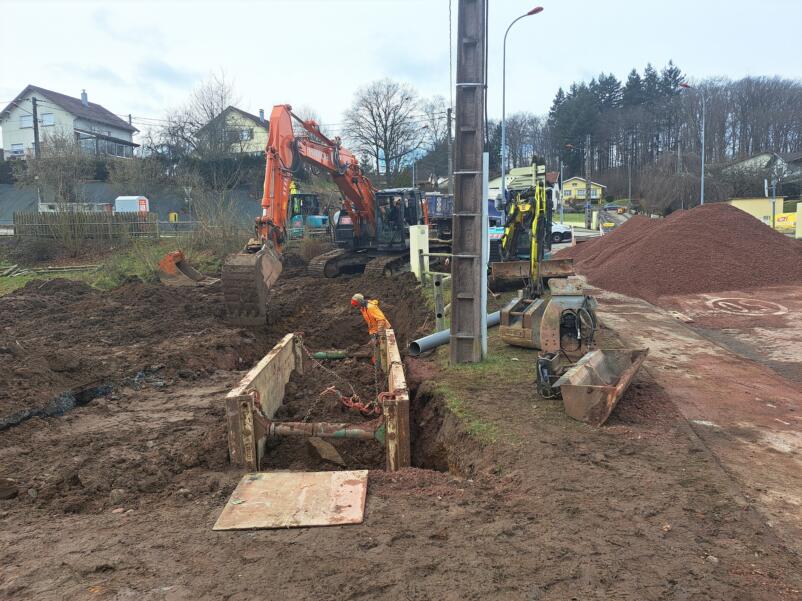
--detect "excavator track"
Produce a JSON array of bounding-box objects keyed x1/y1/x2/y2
[
  {"x1": 308, "y1": 248, "x2": 350, "y2": 278},
  {"x1": 363, "y1": 254, "x2": 408, "y2": 278},
  {"x1": 308, "y1": 248, "x2": 375, "y2": 278}
]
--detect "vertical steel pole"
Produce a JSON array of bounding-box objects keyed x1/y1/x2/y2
[
  {"x1": 700, "y1": 93, "x2": 706, "y2": 205},
  {"x1": 584, "y1": 134, "x2": 592, "y2": 228},
  {"x1": 481, "y1": 151, "x2": 489, "y2": 357},
  {"x1": 501, "y1": 32, "x2": 507, "y2": 204}
]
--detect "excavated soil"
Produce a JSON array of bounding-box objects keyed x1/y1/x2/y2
[
  {"x1": 0, "y1": 259, "x2": 429, "y2": 428},
  {"x1": 1, "y1": 253, "x2": 801, "y2": 600},
  {"x1": 557, "y1": 203, "x2": 802, "y2": 304}
]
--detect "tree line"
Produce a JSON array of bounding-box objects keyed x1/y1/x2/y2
[{"x1": 491, "y1": 63, "x2": 801, "y2": 210}]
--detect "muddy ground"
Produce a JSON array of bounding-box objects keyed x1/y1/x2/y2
[{"x1": 1, "y1": 257, "x2": 801, "y2": 600}]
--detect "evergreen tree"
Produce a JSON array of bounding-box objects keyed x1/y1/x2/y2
[{"x1": 622, "y1": 69, "x2": 644, "y2": 107}]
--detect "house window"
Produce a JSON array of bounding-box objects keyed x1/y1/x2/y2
[
  {"x1": 11, "y1": 143, "x2": 24, "y2": 155},
  {"x1": 564, "y1": 189, "x2": 572, "y2": 197},
  {"x1": 591, "y1": 189, "x2": 599, "y2": 199},
  {"x1": 41, "y1": 113, "x2": 55, "y2": 126},
  {"x1": 20, "y1": 114, "x2": 33, "y2": 128},
  {"x1": 239, "y1": 128, "x2": 253, "y2": 141},
  {"x1": 577, "y1": 189, "x2": 586, "y2": 198}
]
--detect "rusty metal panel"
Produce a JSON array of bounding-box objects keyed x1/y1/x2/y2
[
  {"x1": 380, "y1": 328, "x2": 410, "y2": 470},
  {"x1": 213, "y1": 470, "x2": 368, "y2": 530},
  {"x1": 227, "y1": 333, "x2": 298, "y2": 418},
  {"x1": 225, "y1": 395, "x2": 256, "y2": 469}
]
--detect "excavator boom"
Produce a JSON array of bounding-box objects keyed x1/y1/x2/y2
[{"x1": 222, "y1": 104, "x2": 377, "y2": 325}]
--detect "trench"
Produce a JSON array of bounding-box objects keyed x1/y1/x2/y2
[
  {"x1": 0, "y1": 383, "x2": 112, "y2": 431},
  {"x1": 251, "y1": 353, "x2": 475, "y2": 476}
]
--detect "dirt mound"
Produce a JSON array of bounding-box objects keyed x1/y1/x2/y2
[
  {"x1": 264, "y1": 271, "x2": 430, "y2": 351},
  {"x1": 557, "y1": 203, "x2": 802, "y2": 303}
]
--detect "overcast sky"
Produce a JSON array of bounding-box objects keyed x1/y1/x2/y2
[{"x1": 2, "y1": 0, "x2": 801, "y2": 144}]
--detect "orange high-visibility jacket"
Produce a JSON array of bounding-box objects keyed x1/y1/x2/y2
[{"x1": 359, "y1": 300, "x2": 391, "y2": 335}]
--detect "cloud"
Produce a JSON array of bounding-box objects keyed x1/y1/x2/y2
[
  {"x1": 136, "y1": 59, "x2": 201, "y2": 88},
  {"x1": 92, "y1": 8, "x2": 165, "y2": 50}
]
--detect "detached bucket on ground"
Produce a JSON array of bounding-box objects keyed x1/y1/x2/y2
[{"x1": 554, "y1": 348, "x2": 649, "y2": 426}]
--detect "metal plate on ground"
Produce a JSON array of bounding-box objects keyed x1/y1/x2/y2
[{"x1": 213, "y1": 470, "x2": 368, "y2": 530}]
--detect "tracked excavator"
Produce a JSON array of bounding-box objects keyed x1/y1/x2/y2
[
  {"x1": 498, "y1": 162, "x2": 597, "y2": 358},
  {"x1": 496, "y1": 164, "x2": 649, "y2": 426},
  {"x1": 222, "y1": 104, "x2": 424, "y2": 325}
]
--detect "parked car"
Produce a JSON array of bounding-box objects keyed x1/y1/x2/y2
[
  {"x1": 603, "y1": 203, "x2": 619, "y2": 211},
  {"x1": 551, "y1": 222, "x2": 572, "y2": 243}
]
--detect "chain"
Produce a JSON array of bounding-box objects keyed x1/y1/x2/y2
[{"x1": 297, "y1": 333, "x2": 376, "y2": 421}]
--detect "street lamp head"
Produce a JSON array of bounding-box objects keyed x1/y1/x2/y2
[{"x1": 527, "y1": 6, "x2": 544, "y2": 15}]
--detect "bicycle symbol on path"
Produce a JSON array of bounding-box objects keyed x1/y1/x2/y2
[{"x1": 706, "y1": 298, "x2": 788, "y2": 316}]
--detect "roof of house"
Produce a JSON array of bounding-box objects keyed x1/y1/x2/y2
[
  {"x1": 197, "y1": 106, "x2": 267, "y2": 133},
  {"x1": 781, "y1": 151, "x2": 802, "y2": 163},
  {"x1": 562, "y1": 176, "x2": 607, "y2": 189},
  {"x1": 0, "y1": 85, "x2": 138, "y2": 133}
]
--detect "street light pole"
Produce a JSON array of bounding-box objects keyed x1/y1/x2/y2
[
  {"x1": 680, "y1": 83, "x2": 705, "y2": 205},
  {"x1": 700, "y1": 92, "x2": 706, "y2": 205},
  {"x1": 501, "y1": 6, "x2": 543, "y2": 204}
]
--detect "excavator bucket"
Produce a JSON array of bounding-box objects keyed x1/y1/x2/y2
[
  {"x1": 490, "y1": 257, "x2": 575, "y2": 287},
  {"x1": 221, "y1": 245, "x2": 282, "y2": 326},
  {"x1": 554, "y1": 348, "x2": 649, "y2": 426},
  {"x1": 158, "y1": 250, "x2": 216, "y2": 287}
]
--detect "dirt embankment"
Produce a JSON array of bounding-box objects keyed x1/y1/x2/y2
[
  {"x1": 557, "y1": 203, "x2": 802, "y2": 304},
  {"x1": 1, "y1": 254, "x2": 801, "y2": 600},
  {"x1": 0, "y1": 257, "x2": 430, "y2": 428}
]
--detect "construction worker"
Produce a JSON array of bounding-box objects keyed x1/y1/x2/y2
[{"x1": 350, "y1": 293, "x2": 391, "y2": 343}]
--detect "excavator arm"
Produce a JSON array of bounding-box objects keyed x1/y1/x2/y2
[
  {"x1": 223, "y1": 104, "x2": 377, "y2": 326},
  {"x1": 257, "y1": 104, "x2": 375, "y2": 247}
]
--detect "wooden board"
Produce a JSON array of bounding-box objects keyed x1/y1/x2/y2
[{"x1": 213, "y1": 471, "x2": 368, "y2": 530}]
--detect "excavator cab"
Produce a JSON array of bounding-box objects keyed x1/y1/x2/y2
[{"x1": 373, "y1": 188, "x2": 423, "y2": 251}]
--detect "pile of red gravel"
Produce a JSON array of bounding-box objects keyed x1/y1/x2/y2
[{"x1": 556, "y1": 203, "x2": 802, "y2": 303}]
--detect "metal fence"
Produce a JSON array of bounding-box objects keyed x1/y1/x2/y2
[{"x1": 12, "y1": 211, "x2": 159, "y2": 239}]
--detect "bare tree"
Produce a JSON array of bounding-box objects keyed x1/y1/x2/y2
[
  {"x1": 420, "y1": 95, "x2": 449, "y2": 150},
  {"x1": 343, "y1": 79, "x2": 423, "y2": 181},
  {"x1": 152, "y1": 71, "x2": 241, "y2": 160},
  {"x1": 12, "y1": 131, "x2": 95, "y2": 204},
  {"x1": 108, "y1": 155, "x2": 168, "y2": 200}
]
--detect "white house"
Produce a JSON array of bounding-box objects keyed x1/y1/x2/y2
[{"x1": 0, "y1": 85, "x2": 138, "y2": 159}]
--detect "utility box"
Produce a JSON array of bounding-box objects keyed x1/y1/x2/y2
[
  {"x1": 114, "y1": 195, "x2": 149, "y2": 213},
  {"x1": 796, "y1": 203, "x2": 802, "y2": 240},
  {"x1": 409, "y1": 225, "x2": 429, "y2": 282}
]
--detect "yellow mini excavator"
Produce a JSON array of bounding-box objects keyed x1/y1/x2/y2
[
  {"x1": 498, "y1": 163, "x2": 597, "y2": 360},
  {"x1": 498, "y1": 163, "x2": 649, "y2": 427}
]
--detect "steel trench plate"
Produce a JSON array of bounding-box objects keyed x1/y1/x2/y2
[{"x1": 213, "y1": 470, "x2": 368, "y2": 530}]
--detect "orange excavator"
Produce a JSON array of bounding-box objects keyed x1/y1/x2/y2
[{"x1": 222, "y1": 104, "x2": 424, "y2": 325}]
